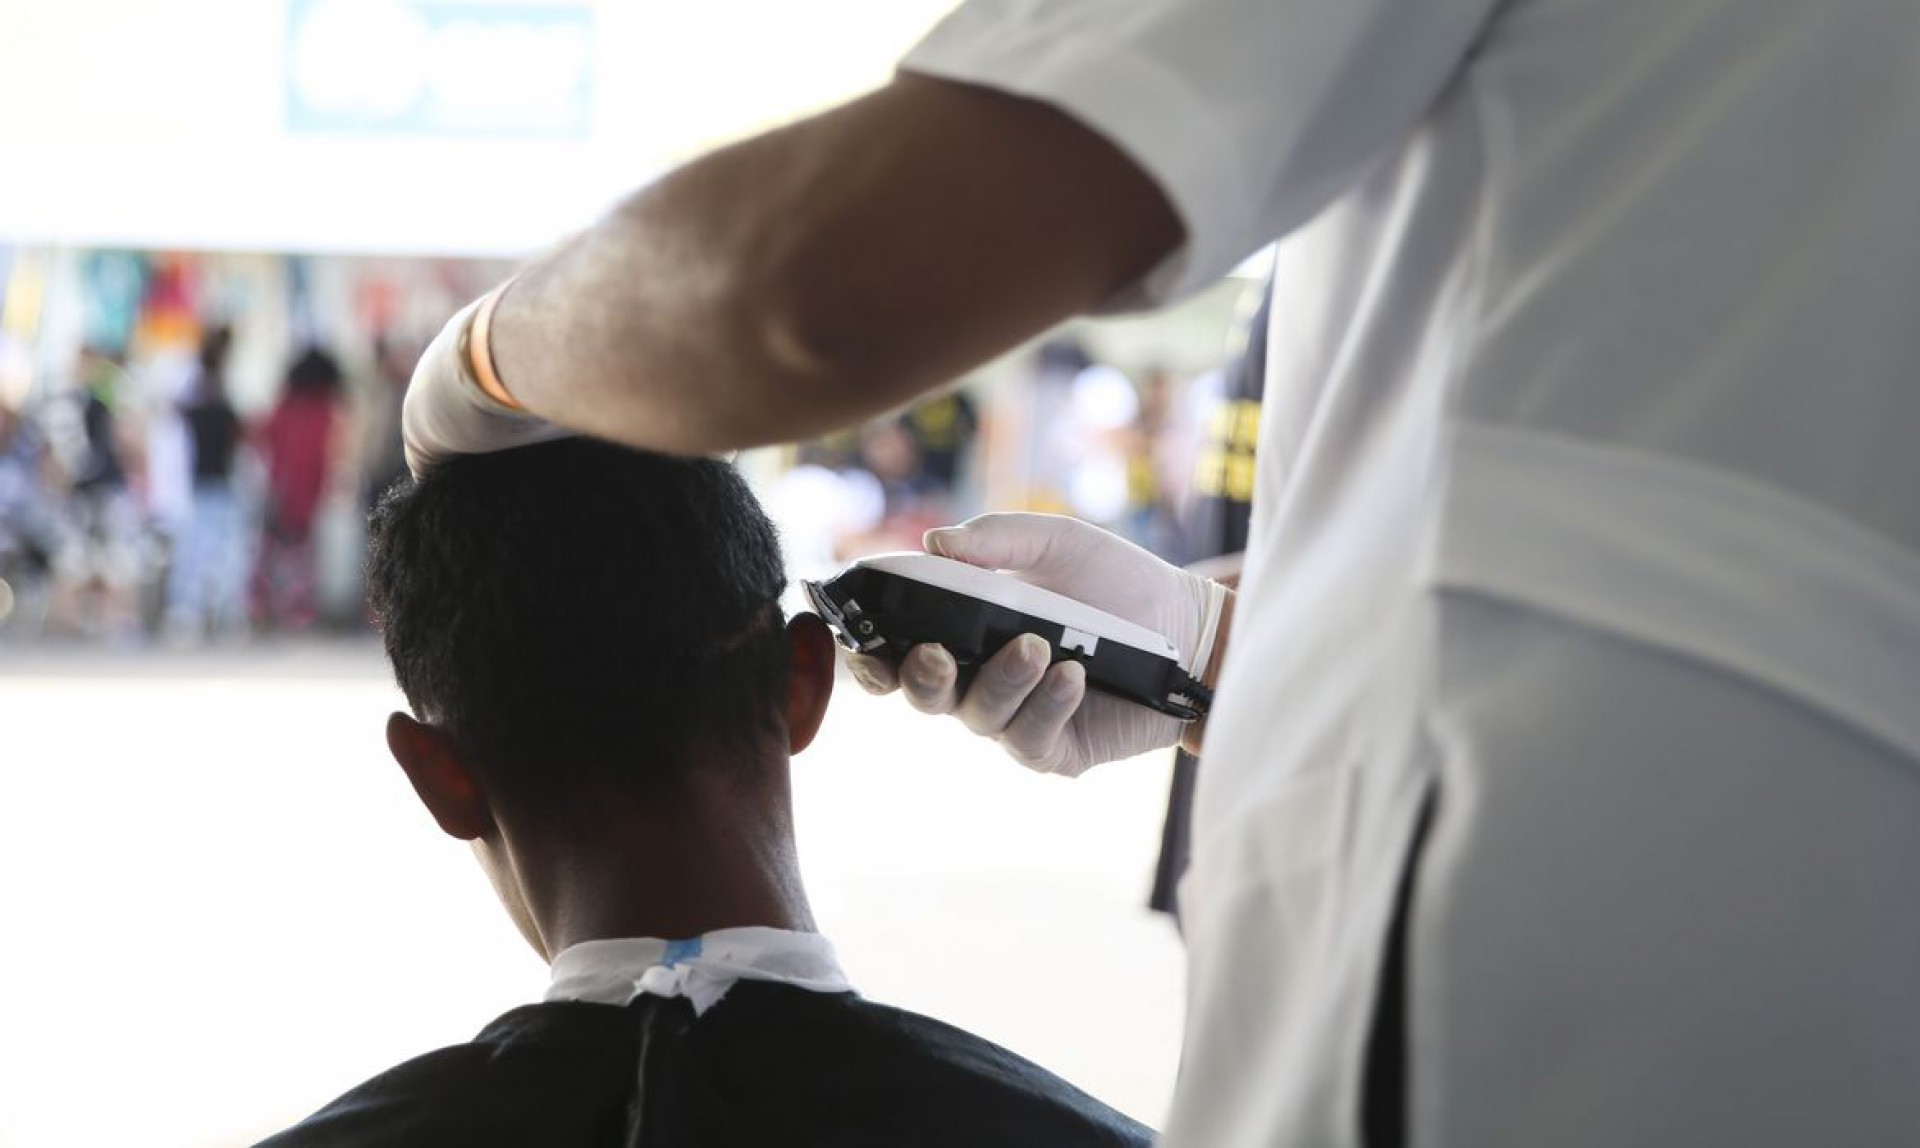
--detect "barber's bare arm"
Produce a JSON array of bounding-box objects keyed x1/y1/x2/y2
[{"x1": 486, "y1": 74, "x2": 1182, "y2": 455}]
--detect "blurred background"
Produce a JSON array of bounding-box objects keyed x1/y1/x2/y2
[{"x1": 0, "y1": 1, "x2": 1267, "y2": 1143}]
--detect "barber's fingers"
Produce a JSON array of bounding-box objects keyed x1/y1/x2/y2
[
  {"x1": 997, "y1": 660, "x2": 1086, "y2": 773},
  {"x1": 899, "y1": 645, "x2": 965, "y2": 714},
  {"x1": 845, "y1": 651, "x2": 900, "y2": 696},
  {"x1": 925, "y1": 512, "x2": 1091, "y2": 575},
  {"x1": 849, "y1": 643, "x2": 1020, "y2": 722},
  {"x1": 952, "y1": 633, "x2": 1051, "y2": 735},
  {"x1": 848, "y1": 636, "x2": 1082, "y2": 774}
]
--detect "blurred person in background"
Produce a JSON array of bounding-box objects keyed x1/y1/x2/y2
[
  {"x1": 258, "y1": 437, "x2": 1152, "y2": 1148},
  {"x1": 1019, "y1": 338, "x2": 1094, "y2": 513},
  {"x1": 901, "y1": 389, "x2": 980, "y2": 505},
  {"x1": 1122, "y1": 365, "x2": 1189, "y2": 564},
  {"x1": 164, "y1": 325, "x2": 249, "y2": 644},
  {"x1": 359, "y1": 333, "x2": 416, "y2": 515},
  {"x1": 0, "y1": 401, "x2": 53, "y2": 634},
  {"x1": 819, "y1": 405, "x2": 983, "y2": 558},
  {"x1": 253, "y1": 346, "x2": 345, "y2": 634},
  {"x1": 853, "y1": 416, "x2": 943, "y2": 544},
  {"x1": 44, "y1": 347, "x2": 143, "y2": 643}
]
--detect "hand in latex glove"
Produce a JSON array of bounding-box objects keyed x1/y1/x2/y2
[
  {"x1": 846, "y1": 512, "x2": 1218, "y2": 778},
  {"x1": 402, "y1": 292, "x2": 570, "y2": 477}
]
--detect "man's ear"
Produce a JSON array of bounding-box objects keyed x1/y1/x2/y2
[
  {"x1": 785, "y1": 613, "x2": 837, "y2": 755},
  {"x1": 386, "y1": 712, "x2": 496, "y2": 841}
]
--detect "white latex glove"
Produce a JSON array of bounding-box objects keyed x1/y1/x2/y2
[
  {"x1": 846, "y1": 512, "x2": 1218, "y2": 778},
  {"x1": 402, "y1": 294, "x2": 570, "y2": 477}
]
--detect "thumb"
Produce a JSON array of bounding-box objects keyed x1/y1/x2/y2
[{"x1": 924, "y1": 512, "x2": 1086, "y2": 574}]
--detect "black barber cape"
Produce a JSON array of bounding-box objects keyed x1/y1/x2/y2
[{"x1": 256, "y1": 981, "x2": 1152, "y2": 1147}]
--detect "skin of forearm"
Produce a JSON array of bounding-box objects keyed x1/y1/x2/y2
[
  {"x1": 1179, "y1": 583, "x2": 1236, "y2": 756},
  {"x1": 485, "y1": 139, "x2": 806, "y2": 455},
  {"x1": 487, "y1": 75, "x2": 1181, "y2": 456}
]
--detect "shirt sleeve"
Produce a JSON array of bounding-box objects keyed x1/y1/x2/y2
[{"x1": 899, "y1": 0, "x2": 1499, "y2": 309}]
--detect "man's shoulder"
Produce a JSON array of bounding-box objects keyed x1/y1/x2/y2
[
  {"x1": 257, "y1": 988, "x2": 1152, "y2": 1148},
  {"x1": 254, "y1": 1001, "x2": 640, "y2": 1148},
  {"x1": 693, "y1": 982, "x2": 1154, "y2": 1146}
]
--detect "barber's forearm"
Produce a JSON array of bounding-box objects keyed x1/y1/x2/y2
[
  {"x1": 486, "y1": 75, "x2": 1182, "y2": 455},
  {"x1": 1179, "y1": 584, "x2": 1236, "y2": 756},
  {"x1": 484, "y1": 138, "x2": 821, "y2": 455}
]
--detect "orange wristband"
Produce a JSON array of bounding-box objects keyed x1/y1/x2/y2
[{"x1": 465, "y1": 282, "x2": 521, "y2": 411}]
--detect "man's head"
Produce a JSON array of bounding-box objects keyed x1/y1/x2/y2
[
  {"x1": 366, "y1": 438, "x2": 835, "y2": 951},
  {"x1": 285, "y1": 347, "x2": 344, "y2": 397},
  {"x1": 369, "y1": 436, "x2": 799, "y2": 805}
]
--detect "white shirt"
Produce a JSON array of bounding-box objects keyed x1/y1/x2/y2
[
  {"x1": 904, "y1": 2, "x2": 1920, "y2": 1145},
  {"x1": 545, "y1": 927, "x2": 852, "y2": 1016}
]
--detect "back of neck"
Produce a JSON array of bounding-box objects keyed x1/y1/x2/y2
[{"x1": 517, "y1": 770, "x2": 815, "y2": 957}]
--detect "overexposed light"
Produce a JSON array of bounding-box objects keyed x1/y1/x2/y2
[
  {"x1": 1073, "y1": 365, "x2": 1143, "y2": 430},
  {"x1": 0, "y1": 0, "x2": 961, "y2": 255},
  {"x1": 292, "y1": 0, "x2": 431, "y2": 119}
]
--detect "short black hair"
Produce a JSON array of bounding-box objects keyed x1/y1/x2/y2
[
  {"x1": 286, "y1": 347, "x2": 344, "y2": 396},
  {"x1": 366, "y1": 438, "x2": 790, "y2": 811}
]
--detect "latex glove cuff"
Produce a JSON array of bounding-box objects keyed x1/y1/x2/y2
[{"x1": 402, "y1": 287, "x2": 570, "y2": 477}]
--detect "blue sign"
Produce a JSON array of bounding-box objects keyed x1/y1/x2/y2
[{"x1": 286, "y1": 0, "x2": 594, "y2": 139}]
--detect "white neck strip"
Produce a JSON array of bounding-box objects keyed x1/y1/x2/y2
[{"x1": 545, "y1": 927, "x2": 852, "y2": 1016}]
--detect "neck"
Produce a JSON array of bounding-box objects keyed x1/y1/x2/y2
[{"x1": 502, "y1": 767, "x2": 816, "y2": 960}]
